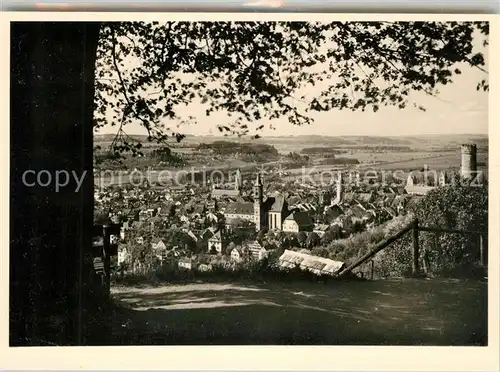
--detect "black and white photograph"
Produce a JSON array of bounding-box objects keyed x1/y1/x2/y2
[{"x1": 5, "y1": 12, "x2": 498, "y2": 369}]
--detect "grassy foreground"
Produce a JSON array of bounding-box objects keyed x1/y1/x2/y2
[{"x1": 93, "y1": 278, "x2": 487, "y2": 346}]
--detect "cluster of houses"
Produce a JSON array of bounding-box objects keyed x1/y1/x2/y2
[
  {"x1": 92, "y1": 143, "x2": 484, "y2": 277},
  {"x1": 96, "y1": 161, "x2": 476, "y2": 275}
]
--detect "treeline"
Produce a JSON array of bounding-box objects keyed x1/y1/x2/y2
[
  {"x1": 319, "y1": 158, "x2": 360, "y2": 165},
  {"x1": 196, "y1": 141, "x2": 279, "y2": 156},
  {"x1": 93, "y1": 145, "x2": 188, "y2": 170},
  {"x1": 301, "y1": 147, "x2": 346, "y2": 155},
  {"x1": 344, "y1": 145, "x2": 413, "y2": 151},
  {"x1": 301, "y1": 145, "x2": 413, "y2": 154},
  {"x1": 149, "y1": 148, "x2": 187, "y2": 167}
]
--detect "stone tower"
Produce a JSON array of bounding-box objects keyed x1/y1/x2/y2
[
  {"x1": 234, "y1": 169, "x2": 242, "y2": 191},
  {"x1": 461, "y1": 143, "x2": 477, "y2": 179},
  {"x1": 253, "y1": 173, "x2": 265, "y2": 231}
]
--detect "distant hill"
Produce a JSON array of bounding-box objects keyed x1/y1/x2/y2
[{"x1": 94, "y1": 133, "x2": 488, "y2": 151}]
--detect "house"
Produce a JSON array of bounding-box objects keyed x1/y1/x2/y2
[
  {"x1": 342, "y1": 192, "x2": 357, "y2": 204},
  {"x1": 139, "y1": 208, "x2": 157, "y2": 221},
  {"x1": 208, "y1": 230, "x2": 225, "y2": 254},
  {"x1": 197, "y1": 263, "x2": 213, "y2": 272},
  {"x1": 349, "y1": 204, "x2": 367, "y2": 223},
  {"x1": 151, "y1": 238, "x2": 168, "y2": 261},
  {"x1": 356, "y1": 192, "x2": 374, "y2": 203},
  {"x1": 224, "y1": 202, "x2": 254, "y2": 223},
  {"x1": 211, "y1": 169, "x2": 242, "y2": 199},
  {"x1": 119, "y1": 220, "x2": 131, "y2": 239},
  {"x1": 404, "y1": 184, "x2": 435, "y2": 196},
  {"x1": 230, "y1": 247, "x2": 245, "y2": 262},
  {"x1": 178, "y1": 257, "x2": 197, "y2": 270},
  {"x1": 405, "y1": 171, "x2": 447, "y2": 195},
  {"x1": 324, "y1": 204, "x2": 344, "y2": 223},
  {"x1": 246, "y1": 240, "x2": 268, "y2": 261},
  {"x1": 117, "y1": 246, "x2": 130, "y2": 265},
  {"x1": 333, "y1": 214, "x2": 352, "y2": 231},
  {"x1": 151, "y1": 238, "x2": 167, "y2": 251},
  {"x1": 282, "y1": 211, "x2": 314, "y2": 233},
  {"x1": 211, "y1": 187, "x2": 241, "y2": 199}
]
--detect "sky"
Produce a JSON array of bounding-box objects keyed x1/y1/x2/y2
[{"x1": 95, "y1": 25, "x2": 489, "y2": 138}]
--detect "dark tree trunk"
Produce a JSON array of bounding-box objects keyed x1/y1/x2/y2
[{"x1": 10, "y1": 22, "x2": 101, "y2": 346}]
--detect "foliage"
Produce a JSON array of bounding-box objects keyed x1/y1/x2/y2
[
  {"x1": 125, "y1": 226, "x2": 155, "y2": 268},
  {"x1": 113, "y1": 254, "x2": 361, "y2": 285},
  {"x1": 297, "y1": 231, "x2": 307, "y2": 247},
  {"x1": 320, "y1": 157, "x2": 360, "y2": 166},
  {"x1": 301, "y1": 147, "x2": 346, "y2": 155},
  {"x1": 227, "y1": 219, "x2": 257, "y2": 245},
  {"x1": 256, "y1": 229, "x2": 268, "y2": 244},
  {"x1": 94, "y1": 21, "x2": 489, "y2": 155},
  {"x1": 196, "y1": 141, "x2": 278, "y2": 156},
  {"x1": 306, "y1": 232, "x2": 321, "y2": 249},
  {"x1": 149, "y1": 147, "x2": 187, "y2": 167},
  {"x1": 368, "y1": 215, "x2": 415, "y2": 278},
  {"x1": 94, "y1": 210, "x2": 111, "y2": 225},
  {"x1": 320, "y1": 225, "x2": 343, "y2": 245},
  {"x1": 408, "y1": 182, "x2": 488, "y2": 276},
  {"x1": 285, "y1": 151, "x2": 310, "y2": 165},
  {"x1": 341, "y1": 183, "x2": 488, "y2": 279}
]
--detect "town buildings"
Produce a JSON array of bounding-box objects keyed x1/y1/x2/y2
[{"x1": 96, "y1": 143, "x2": 482, "y2": 275}]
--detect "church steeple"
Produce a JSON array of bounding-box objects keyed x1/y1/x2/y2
[
  {"x1": 253, "y1": 172, "x2": 263, "y2": 202},
  {"x1": 253, "y1": 172, "x2": 264, "y2": 231},
  {"x1": 234, "y1": 169, "x2": 242, "y2": 191},
  {"x1": 254, "y1": 172, "x2": 262, "y2": 186},
  {"x1": 332, "y1": 172, "x2": 343, "y2": 205}
]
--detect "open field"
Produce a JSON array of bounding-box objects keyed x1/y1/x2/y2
[
  {"x1": 94, "y1": 133, "x2": 488, "y2": 186},
  {"x1": 92, "y1": 279, "x2": 487, "y2": 345},
  {"x1": 94, "y1": 133, "x2": 488, "y2": 154}
]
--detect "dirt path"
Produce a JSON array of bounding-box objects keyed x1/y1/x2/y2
[{"x1": 104, "y1": 279, "x2": 487, "y2": 345}]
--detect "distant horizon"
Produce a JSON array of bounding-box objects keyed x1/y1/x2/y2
[{"x1": 94, "y1": 131, "x2": 488, "y2": 138}]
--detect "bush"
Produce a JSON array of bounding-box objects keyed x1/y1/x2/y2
[
  {"x1": 371, "y1": 184, "x2": 487, "y2": 279},
  {"x1": 408, "y1": 182, "x2": 488, "y2": 276},
  {"x1": 113, "y1": 252, "x2": 363, "y2": 285}
]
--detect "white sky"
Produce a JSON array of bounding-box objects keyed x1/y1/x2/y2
[{"x1": 95, "y1": 26, "x2": 489, "y2": 138}]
